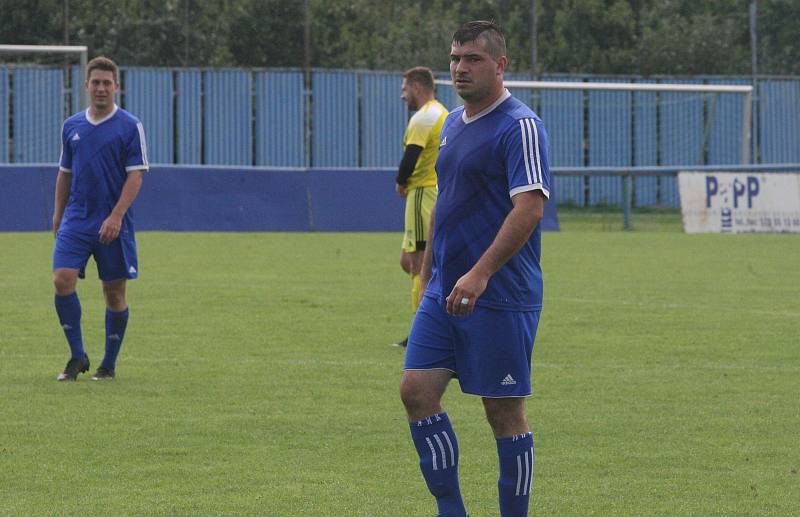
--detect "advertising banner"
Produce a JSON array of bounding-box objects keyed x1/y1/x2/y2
[{"x1": 678, "y1": 172, "x2": 800, "y2": 233}]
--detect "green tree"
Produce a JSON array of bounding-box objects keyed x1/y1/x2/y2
[{"x1": 227, "y1": 0, "x2": 304, "y2": 68}]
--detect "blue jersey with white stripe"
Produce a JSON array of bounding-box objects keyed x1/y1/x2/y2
[
  {"x1": 59, "y1": 106, "x2": 149, "y2": 235},
  {"x1": 428, "y1": 91, "x2": 551, "y2": 311}
]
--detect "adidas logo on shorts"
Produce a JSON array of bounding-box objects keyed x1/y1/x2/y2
[{"x1": 501, "y1": 374, "x2": 517, "y2": 386}]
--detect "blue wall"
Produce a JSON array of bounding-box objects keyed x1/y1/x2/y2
[
  {"x1": 1, "y1": 64, "x2": 799, "y2": 208},
  {"x1": 0, "y1": 165, "x2": 560, "y2": 232}
]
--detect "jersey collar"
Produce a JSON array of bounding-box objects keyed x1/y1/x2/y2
[
  {"x1": 461, "y1": 89, "x2": 511, "y2": 124},
  {"x1": 85, "y1": 104, "x2": 119, "y2": 126}
]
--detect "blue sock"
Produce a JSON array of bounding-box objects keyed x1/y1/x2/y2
[
  {"x1": 409, "y1": 412, "x2": 466, "y2": 517},
  {"x1": 496, "y1": 432, "x2": 534, "y2": 517},
  {"x1": 54, "y1": 293, "x2": 84, "y2": 359},
  {"x1": 101, "y1": 308, "x2": 129, "y2": 370}
]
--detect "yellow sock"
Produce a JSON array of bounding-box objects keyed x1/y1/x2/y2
[{"x1": 411, "y1": 274, "x2": 421, "y2": 312}]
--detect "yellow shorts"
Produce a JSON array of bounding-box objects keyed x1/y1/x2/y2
[{"x1": 402, "y1": 186, "x2": 437, "y2": 253}]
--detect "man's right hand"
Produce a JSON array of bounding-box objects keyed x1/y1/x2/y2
[
  {"x1": 52, "y1": 217, "x2": 61, "y2": 237},
  {"x1": 396, "y1": 183, "x2": 408, "y2": 198}
]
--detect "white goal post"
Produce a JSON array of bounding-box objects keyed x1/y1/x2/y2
[
  {"x1": 0, "y1": 44, "x2": 89, "y2": 108},
  {"x1": 436, "y1": 79, "x2": 754, "y2": 164}
]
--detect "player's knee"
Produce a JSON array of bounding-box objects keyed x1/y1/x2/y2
[
  {"x1": 400, "y1": 376, "x2": 431, "y2": 415},
  {"x1": 52, "y1": 271, "x2": 77, "y2": 295},
  {"x1": 102, "y1": 284, "x2": 127, "y2": 310},
  {"x1": 483, "y1": 399, "x2": 528, "y2": 437}
]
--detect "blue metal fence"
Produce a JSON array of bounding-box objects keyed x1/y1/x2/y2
[
  {"x1": 360, "y1": 72, "x2": 406, "y2": 167},
  {"x1": 659, "y1": 79, "x2": 704, "y2": 207},
  {"x1": 13, "y1": 68, "x2": 63, "y2": 163},
  {"x1": 1, "y1": 65, "x2": 799, "y2": 208},
  {"x1": 176, "y1": 70, "x2": 201, "y2": 164},
  {"x1": 706, "y1": 78, "x2": 747, "y2": 165},
  {"x1": 255, "y1": 71, "x2": 305, "y2": 166},
  {"x1": 760, "y1": 80, "x2": 800, "y2": 163},
  {"x1": 312, "y1": 71, "x2": 357, "y2": 167},
  {"x1": 633, "y1": 81, "x2": 658, "y2": 207},
  {"x1": 0, "y1": 67, "x2": 7, "y2": 163},
  {"x1": 124, "y1": 68, "x2": 173, "y2": 164},
  {"x1": 204, "y1": 70, "x2": 252, "y2": 165},
  {"x1": 540, "y1": 77, "x2": 584, "y2": 206},
  {"x1": 588, "y1": 80, "x2": 631, "y2": 206}
]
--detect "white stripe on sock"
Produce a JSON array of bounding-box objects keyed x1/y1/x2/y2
[
  {"x1": 442, "y1": 431, "x2": 456, "y2": 468},
  {"x1": 528, "y1": 446, "x2": 534, "y2": 495},
  {"x1": 433, "y1": 434, "x2": 448, "y2": 470},
  {"x1": 515, "y1": 454, "x2": 523, "y2": 496},
  {"x1": 425, "y1": 437, "x2": 438, "y2": 471},
  {"x1": 523, "y1": 450, "x2": 531, "y2": 496}
]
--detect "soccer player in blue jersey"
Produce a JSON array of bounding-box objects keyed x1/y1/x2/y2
[
  {"x1": 400, "y1": 21, "x2": 550, "y2": 517},
  {"x1": 52, "y1": 56, "x2": 148, "y2": 381}
]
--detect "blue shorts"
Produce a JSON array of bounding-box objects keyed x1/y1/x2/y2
[
  {"x1": 404, "y1": 296, "x2": 541, "y2": 398},
  {"x1": 53, "y1": 229, "x2": 138, "y2": 281}
]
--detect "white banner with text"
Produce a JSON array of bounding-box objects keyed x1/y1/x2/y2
[{"x1": 678, "y1": 171, "x2": 800, "y2": 233}]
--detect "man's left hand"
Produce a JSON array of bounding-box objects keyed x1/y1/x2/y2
[
  {"x1": 445, "y1": 268, "x2": 489, "y2": 317},
  {"x1": 99, "y1": 213, "x2": 123, "y2": 244},
  {"x1": 396, "y1": 183, "x2": 408, "y2": 198}
]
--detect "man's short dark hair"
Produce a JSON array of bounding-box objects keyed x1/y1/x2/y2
[
  {"x1": 86, "y1": 56, "x2": 119, "y2": 83},
  {"x1": 403, "y1": 66, "x2": 435, "y2": 91},
  {"x1": 452, "y1": 20, "x2": 507, "y2": 60}
]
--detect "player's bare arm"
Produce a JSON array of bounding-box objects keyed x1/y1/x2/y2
[
  {"x1": 52, "y1": 170, "x2": 72, "y2": 236},
  {"x1": 445, "y1": 190, "x2": 545, "y2": 316},
  {"x1": 418, "y1": 204, "x2": 436, "y2": 303},
  {"x1": 99, "y1": 170, "x2": 144, "y2": 244}
]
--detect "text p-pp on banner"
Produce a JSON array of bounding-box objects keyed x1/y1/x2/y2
[{"x1": 678, "y1": 171, "x2": 800, "y2": 233}]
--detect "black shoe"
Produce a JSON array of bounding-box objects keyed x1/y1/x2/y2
[
  {"x1": 57, "y1": 355, "x2": 90, "y2": 381},
  {"x1": 392, "y1": 337, "x2": 408, "y2": 348},
  {"x1": 91, "y1": 367, "x2": 115, "y2": 380}
]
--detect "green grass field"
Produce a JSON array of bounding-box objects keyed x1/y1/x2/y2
[{"x1": 1, "y1": 219, "x2": 799, "y2": 515}]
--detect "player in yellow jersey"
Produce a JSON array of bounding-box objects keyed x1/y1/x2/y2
[{"x1": 394, "y1": 67, "x2": 448, "y2": 347}]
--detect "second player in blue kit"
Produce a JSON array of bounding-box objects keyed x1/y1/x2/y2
[{"x1": 400, "y1": 21, "x2": 551, "y2": 517}]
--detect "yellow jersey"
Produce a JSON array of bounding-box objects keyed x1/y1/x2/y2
[{"x1": 402, "y1": 99, "x2": 448, "y2": 189}]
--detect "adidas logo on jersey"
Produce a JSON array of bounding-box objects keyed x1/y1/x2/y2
[
  {"x1": 501, "y1": 374, "x2": 517, "y2": 386},
  {"x1": 71, "y1": 133, "x2": 80, "y2": 141}
]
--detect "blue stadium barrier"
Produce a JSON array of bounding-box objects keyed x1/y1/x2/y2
[
  {"x1": 705, "y1": 77, "x2": 747, "y2": 165},
  {"x1": 588, "y1": 80, "x2": 631, "y2": 206},
  {"x1": 176, "y1": 70, "x2": 202, "y2": 164},
  {"x1": 0, "y1": 165, "x2": 559, "y2": 232},
  {"x1": 13, "y1": 69, "x2": 63, "y2": 164},
  {"x1": 633, "y1": 81, "x2": 658, "y2": 207},
  {"x1": 124, "y1": 68, "x2": 174, "y2": 164},
  {"x1": 659, "y1": 79, "x2": 704, "y2": 207},
  {"x1": 759, "y1": 80, "x2": 800, "y2": 164},
  {"x1": 360, "y1": 72, "x2": 406, "y2": 167},
  {"x1": 255, "y1": 71, "x2": 305, "y2": 167},
  {"x1": 312, "y1": 71, "x2": 358, "y2": 166},
  {"x1": 2, "y1": 64, "x2": 799, "y2": 209},
  {"x1": 540, "y1": 77, "x2": 584, "y2": 206},
  {"x1": 204, "y1": 70, "x2": 252, "y2": 165},
  {"x1": 70, "y1": 65, "x2": 81, "y2": 114},
  {"x1": 0, "y1": 67, "x2": 7, "y2": 163}
]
